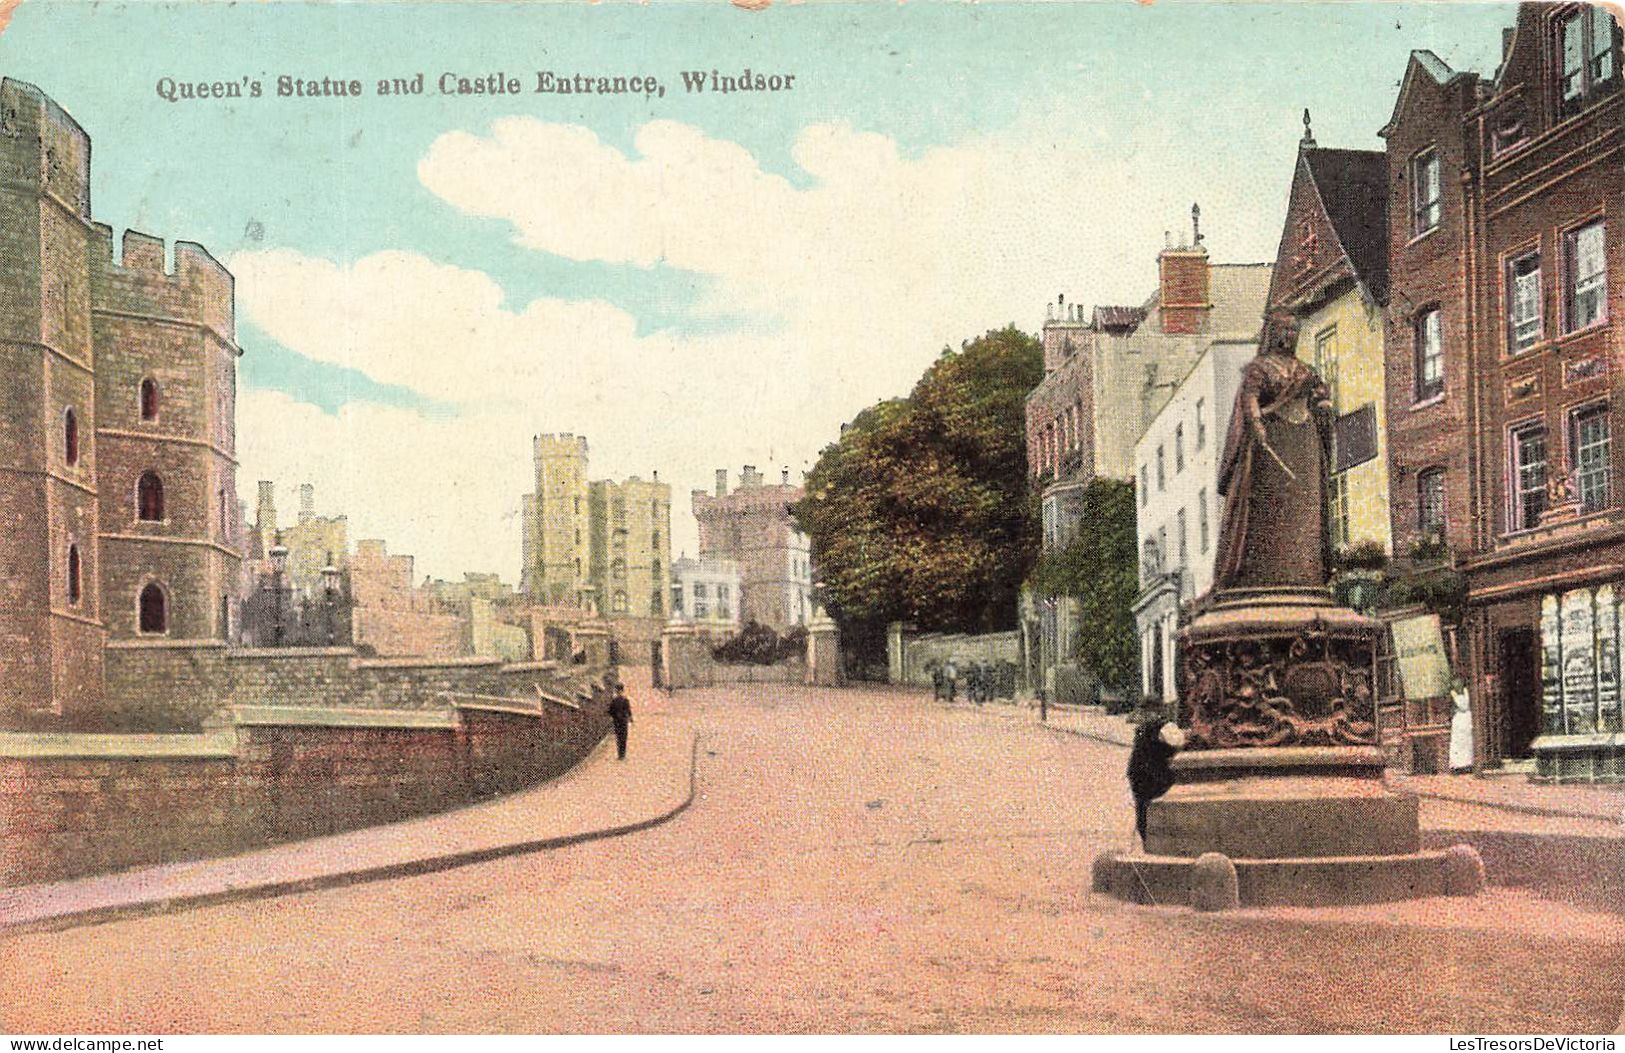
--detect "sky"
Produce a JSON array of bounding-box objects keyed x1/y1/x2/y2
[{"x1": 0, "y1": 1, "x2": 1516, "y2": 583}]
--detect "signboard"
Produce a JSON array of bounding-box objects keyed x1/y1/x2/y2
[
  {"x1": 1560, "y1": 588, "x2": 1597, "y2": 734},
  {"x1": 1541, "y1": 594, "x2": 1564, "y2": 734},
  {"x1": 1597, "y1": 584, "x2": 1620, "y2": 733},
  {"x1": 1390, "y1": 613, "x2": 1450, "y2": 700},
  {"x1": 1334, "y1": 404, "x2": 1379, "y2": 473}
]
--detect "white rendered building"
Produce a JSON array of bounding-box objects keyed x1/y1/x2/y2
[
  {"x1": 1132, "y1": 339, "x2": 1256, "y2": 705},
  {"x1": 671, "y1": 555, "x2": 743, "y2": 633}
]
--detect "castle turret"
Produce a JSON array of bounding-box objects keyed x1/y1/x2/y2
[{"x1": 0, "y1": 79, "x2": 104, "y2": 721}]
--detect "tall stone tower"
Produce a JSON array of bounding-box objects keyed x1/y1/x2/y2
[
  {"x1": 0, "y1": 78, "x2": 242, "y2": 723},
  {"x1": 587, "y1": 476, "x2": 671, "y2": 620},
  {"x1": 691, "y1": 466, "x2": 812, "y2": 632},
  {"x1": 522, "y1": 434, "x2": 592, "y2": 608},
  {"x1": 90, "y1": 224, "x2": 239, "y2": 642},
  {"x1": 0, "y1": 79, "x2": 104, "y2": 719}
]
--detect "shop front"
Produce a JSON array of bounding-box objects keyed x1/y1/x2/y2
[{"x1": 1464, "y1": 566, "x2": 1625, "y2": 783}]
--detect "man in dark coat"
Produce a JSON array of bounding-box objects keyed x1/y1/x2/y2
[
  {"x1": 608, "y1": 685, "x2": 633, "y2": 761},
  {"x1": 1127, "y1": 719, "x2": 1185, "y2": 848}
]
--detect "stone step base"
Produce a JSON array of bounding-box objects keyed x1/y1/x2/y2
[
  {"x1": 1092, "y1": 844, "x2": 1485, "y2": 910},
  {"x1": 1146, "y1": 778, "x2": 1421, "y2": 858}
]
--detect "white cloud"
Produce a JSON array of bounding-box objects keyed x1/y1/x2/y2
[{"x1": 236, "y1": 114, "x2": 1280, "y2": 580}]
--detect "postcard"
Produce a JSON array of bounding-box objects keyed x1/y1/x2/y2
[{"x1": 1, "y1": 0, "x2": 1623, "y2": 1037}]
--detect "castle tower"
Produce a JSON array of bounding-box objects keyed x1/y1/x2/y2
[
  {"x1": 0, "y1": 79, "x2": 104, "y2": 720},
  {"x1": 523, "y1": 434, "x2": 592, "y2": 607},
  {"x1": 587, "y1": 476, "x2": 671, "y2": 620},
  {"x1": 691, "y1": 467, "x2": 812, "y2": 631},
  {"x1": 90, "y1": 221, "x2": 240, "y2": 643}
]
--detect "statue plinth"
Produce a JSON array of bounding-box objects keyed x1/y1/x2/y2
[
  {"x1": 1179, "y1": 588, "x2": 1380, "y2": 751},
  {"x1": 1095, "y1": 587, "x2": 1485, "y2": 910}
]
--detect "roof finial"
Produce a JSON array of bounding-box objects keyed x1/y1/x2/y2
[
  {"x1": 1301, "y1": 108, "x2": 1316, "y2": 149},
  {"x1": 1191, "y1": 202, "x2": 1203, "y2": 247}
]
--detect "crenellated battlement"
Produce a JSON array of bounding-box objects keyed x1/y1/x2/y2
[
  {"x1": 0, "y1": 77, "x2": 92, "y2": 220},
  {"x1": 533, "y1": 433, "x2": 590, "y2": 458},
  {"x1": 88, "y1": 225, "x2": 235, "y2": 341},
  {"x1": 693, "y1": 484, "x2": 804, "y2": 516}
]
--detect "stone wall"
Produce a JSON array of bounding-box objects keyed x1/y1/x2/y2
[
  {"x1": 352, "y1": 607, "x2": 469, "y2": 658},
  {"x1": 0, "y1": 687, "x2": 610, "y2": 888},
  {"x1": 98, "y1": 642, "x2": 587, "y2": 731},
  {"x1": 607, "y1": 616, "x2": 665, "y2": 666},
  {"x1": 661, "y1": 627, "x2": 806, "y2": 689},
  {"x1": 888, "y1": 628, "x2": 1020, "y2": 688}
]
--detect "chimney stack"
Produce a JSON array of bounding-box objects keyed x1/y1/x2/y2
[
  {"x1": 255, "y1": 481, "x2": 277, "y2": 535},
  {"x1": 1157, "y1": 205, "x2": 1211, "y2": 335},
  {"x1": 741, "y1": 465, "x2": 762, "y2": 488},
  {"x1": 715, "y1": 469, "x2": 728, "y2": 498},
  {"x1": 782, "y1": 466, "x2": 790, "y2": 485}
]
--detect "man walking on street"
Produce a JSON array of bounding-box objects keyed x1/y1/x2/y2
[{"x1": 608, "y1": 684, "x2": 633, "y2": 761}]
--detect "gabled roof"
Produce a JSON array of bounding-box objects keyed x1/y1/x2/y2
[
  {"x1": 1302, "y1": 147, "x2": 1390, "y2": 304},
  {"x1": 1379, "y1": 49, "x2": 1475, "y2": 138}
]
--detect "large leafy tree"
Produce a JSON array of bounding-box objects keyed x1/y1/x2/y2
[{"x1": 795, "y1": 326, "x2": 1042, "y2": 654}]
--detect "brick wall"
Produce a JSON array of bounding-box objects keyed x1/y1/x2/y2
[
  {"x1": 0, "y1": 685, "x2": 611, "y2": 888},
  {"x1": 1381, "y1": 65, "x2": 1478, "y2": 558}
]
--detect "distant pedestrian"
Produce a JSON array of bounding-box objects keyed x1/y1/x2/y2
[
  {"x1": 1127, "y1": 719, "x2": 1185, "y2": 848},
  {"x1": 943, "y1": 658, "x2": 959, "y2": 703},
  {"x1": 931, "y1": 664, "x2": 945, "y2": 702},
  {"x1": 608, "y1": 685, "x2": 633, "y2": 761}
]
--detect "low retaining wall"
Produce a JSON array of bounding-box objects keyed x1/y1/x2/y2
[
  {"x1": 888, "y1": 626, "x2": 1020, "y2": 689},
  {"x1": 0, "y1": 687, "x2": 611, "y2": 888},
  {"x1": 97, "y1": 642, "x2": 591, "y2": 731}
]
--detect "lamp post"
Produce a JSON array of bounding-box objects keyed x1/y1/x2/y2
[
  {"x1": 321, "y1": 556, "x2": 342, "y2": 646},
  {"x1": 268, "y1": 535, "x2": 289, "y2": 646}
]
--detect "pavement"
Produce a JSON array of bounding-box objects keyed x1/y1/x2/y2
[
  {"x1": 2, "y1": 682, "x2": 1623, "y2": 1033},
  {"x1": 0, "y1": 681, "x2": 696, "y2": 936},
  {"x1": 975, "y1": 697, "x2": 1625, "y2": 826}
]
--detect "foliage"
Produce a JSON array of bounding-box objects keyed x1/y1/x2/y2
[
  {"x1": 1381, "y1": 567, "x2": 1469, "y2": 625},
  {"x1": 1408, "y1": 530, "x2": 1449, "y2": 564},
  {"x1": 794, "y1": 326, "x2": 1043, "y2": 641},
  {"x1": 712, "y1": 621, "x2": 808, "y2": 665},
  {"x1": 1028, "y1": 478, "x2": 1141, "y2": 688},
  {"x1": 1332, "y1": 539, "x2": 1390, "y2": 572}
]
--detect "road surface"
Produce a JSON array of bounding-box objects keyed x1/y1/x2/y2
[{"x1": 4, "y1": 682, "x2": 1622, "y2": 1033}]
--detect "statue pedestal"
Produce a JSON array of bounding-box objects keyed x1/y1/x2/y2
[{"x1": 1094, "y1": 589, "x2": 1485, "y2": 910}]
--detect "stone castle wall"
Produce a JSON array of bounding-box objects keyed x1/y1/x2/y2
[
  {"x1": 352, "y1": 607, "x2": 470, "y2": 659},
  {"x1": 0, "y1": 689, "x2": 611, "y2": 888},
  {"x1": 98, "y1": 641, "x2": 591, "y2": 730}
]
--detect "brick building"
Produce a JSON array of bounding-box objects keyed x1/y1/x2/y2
[
  {"x1": 1023, "y1": 216, "x2": 1271, "y2": 701},
  {"x1": 0, "y1": 78, "x2": 241, "y2": 725},
  {"x1": 1380, "y1": 5, "x2": 1624, "y2": 778},
  {"x1": 691, "y1": 467, "x2": 812, "y2": 633}
]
